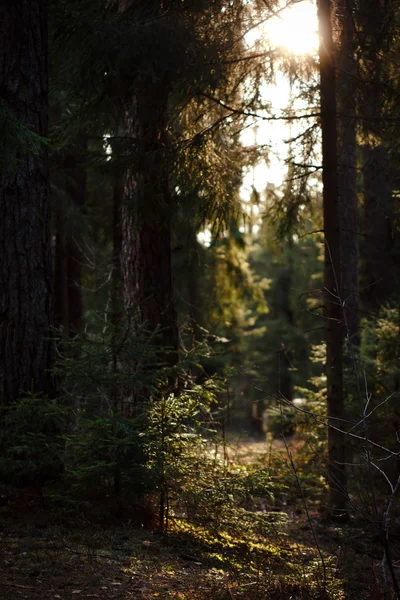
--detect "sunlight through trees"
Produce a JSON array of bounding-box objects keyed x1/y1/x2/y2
[{"x1": 1, "y1": 0, "x2": 400, "y2": 596}]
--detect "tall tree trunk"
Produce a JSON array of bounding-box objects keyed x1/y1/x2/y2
[
  {"x1": 336, "y1": 0, "x2": 359, "y2": 346},
  {"x1": 53, "y1": 141, "x2": 86, "y2": 335},
  {"x1": 275, "y1": 263, "x2": 294, "y2": 404},
  {"x1": 119, "y1": 0, "x2": 178, "y2": 361},
  {"x1": 110, "y1": 166, "x2": 124, "y2": 416},
  {"x1": 359, "y1": 1, "x2": 393, "y2": 318},
  {"x1": 318, "y1": 0, "x2": 347, "y2": 513},
  {"x1": 51, "y1": 105, "x2": 68, "y2": 330},
  {"x1": 120, "y1": 79, "x2": 179, "y2": 406},
  {"x1": 0, "y1": 0, "x2": 53, "y2": 404},
  {"x1": 111, "y1": 130, "x2": 125, "y2": 318},
  {"x1": 185, "y1": 229, "x2": 201, "y2": 347},
  {"x1": 64, "y1": 139, "x2": 86, "y2": 334},
  {"x1": 113, "y1": 181, "x2": 124, "y2": 298},
  {"x1": 362, "y1": 145, "x2": 392, "y2": 315},
  {"x1": 54, "y1": 196, "x2": 69, "y2": 328}
]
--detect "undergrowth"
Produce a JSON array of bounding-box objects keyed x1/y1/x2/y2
[{"x1": 1, "y1": 315, "x2": 399, "y2": 598}]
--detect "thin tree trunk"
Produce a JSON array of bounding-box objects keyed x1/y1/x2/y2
[
  {"x1": 362, "y1": 145, "x2": 392, "y2": 315},
  {"x1": 0, "y1": 0, "x2": 53, "y2": 404},
  {"x1": 50, "y1": 105, "x2": 68, "y2": 330},
  {"x1": 110, "y1": 170, "x2": 124, "y2": 416},
  {"x1": 186, "y1": 229, "x2": 200, "y2": 347},
  {"x1": 336, "y1": 0, "x2": 359, "y2": 346},
  {"x1": 54, "y1": 197, "x2": 69, "y2": 328},
  {"x1": 113, "y1": 180, "x2": 124, "y2": 299},
  {"x1": 275, "y1": 262, "x2": 294, "y2": 404},
  {"x1": 64, "y1": 139, "x2": 86, "y2": 334},
  {"x1": 111, "y1": 130, "x2": 125, "y2": 318},
  {"x1": 318, "y1": 0, "x2": 347, "y2": 513}
]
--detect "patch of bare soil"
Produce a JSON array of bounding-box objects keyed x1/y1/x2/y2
[{"x1": 0, "y1": 522, "x2": 227, "y2": 600}]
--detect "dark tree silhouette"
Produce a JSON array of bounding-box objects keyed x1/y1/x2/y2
[
  {"x1": 0, "y1": 1, "x2": 53, "y2": 404},
  {"x1": 318, "y1": 0, "x2": 347, "y2": 513}
]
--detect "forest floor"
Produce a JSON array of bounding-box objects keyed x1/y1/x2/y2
[{"x1": 0, "y1": 438, "x2": 395, "y2": 600}]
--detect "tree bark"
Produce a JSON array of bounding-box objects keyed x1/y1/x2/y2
[
  {"x1": 359, "y1": 1, "x2": 393, "y2": 317},
  {"x1": 362, "y1": 145, "x2": 392, "y2": 315},
  {"x1": 336, "y1": 0, "x2": 359, "y2": 346},
  {"x1": 51, "y1": 105, "x2": 68, "y2": 330},
  {"x1": 0, "y1": 0, "x2": 53, "y2": 404},
  {"x1": 120, "y1": 78, "x2": 179, "y2": 406},
  {"x1": 318, "y1": 0, "x2": 347, "y2": 513},
  {"x1": 274, "y1": 264, "x2": 294, "y2": 404},
  {"x1": 54, "y1": 195, "x2": 69, "y2": 329},
  {"x1": 64, "y1": 140, "x2": 86, "y2": 334},
  {"x1": 53, "y1": 142, "x2": 86, "y2": 335},
  {"x1": 111, "y1": 130, "x2": 125, "y2": 318}
]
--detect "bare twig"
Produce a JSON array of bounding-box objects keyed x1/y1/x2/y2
[{"x1": 282, "y1": 434, "x2": 327, "y2": 588}]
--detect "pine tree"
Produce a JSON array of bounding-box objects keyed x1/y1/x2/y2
[
  {"x1": 0, "y1": 1, "x2": 53, "y2": 404},
  {"x1": 116, "y1": 0, "x2": 261, "y2": 371},
  {"x1": 336, "y1": 0, "x2": 359, "y2": 346},
  {"x1": 120, "y1": 71, "x2": 179, "y2": 362},
  {"x1": 358, "y1": 0, "x2": 397, "y2": 316},
  {"x1": 318, "y1": 0, "x2": 347, "y2": 513}
]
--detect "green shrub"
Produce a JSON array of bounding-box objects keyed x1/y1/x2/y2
[
  {"x1": 61, "y1": 411, "x2": 149, "y2": 508},
  {"x1": 51, "y1": 316, "x2": 229, "y2": 523},
  {"x1": 0, "y1": 393, "x2": 66, "y2": 487},
  {"x1": 265, "y1": 402, "x2": 299, "y2": 437}
]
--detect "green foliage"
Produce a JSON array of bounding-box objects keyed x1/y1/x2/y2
[
  {"x1": 180, "y1": 460, "x2": 285, "y2": 538},
  {"x1": 54, "y1": 310, "x2": 165, "y2": 410},
  {"x1": 56, "y1": 410, "x2": 150, "y2": 516},
  {"x1": 265, "y1": 402, "x2": 300, "y2": 438},
  {"x1": 5, "y1": 320, "x2": 285, "y2": 546},
  {"x1": 0, "y1": 100, "x2": 48, "y2": 170},
  {"x1": 50, "y1": 315, "x2": 234, "y2": 524},
  {"x1": 144, "y1": 379, "x2": 223, "y2": 529},
  {"x1": 358, "y1": 305, "x2": 400, "y2": 447},
  {"x1": 0, "y1": 394, "x2": 66, "y2": 487},
  {"x1": 375, "y1": 306, "x2": 400, "y2": 389},
  {"x1": 294, "y1": 343, "x2": 328, "y2": 454}
]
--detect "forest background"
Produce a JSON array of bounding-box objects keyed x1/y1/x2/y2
[{"x1": 1, "y1": 0, "x2": 400, "y2": 598}]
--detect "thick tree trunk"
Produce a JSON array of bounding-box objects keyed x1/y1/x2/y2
[
  {"x1": 122, "y1": 211, "x2": 178, "y2": 353},
  {"x1": 318, "y1": 0, "x2": 347, "y2": 513},
  {"x1": 336, "y1": 0, "x2": 359, "y2": 346},
  {"x1": 120, "y1": 79, "x2": 179, "y2": 406},
  {"x1": 0, "y1": 1, "x2": 53, "y2": 404},
  {"x1": 359, "y1": 3, "x2": 393, "y2": 317}
]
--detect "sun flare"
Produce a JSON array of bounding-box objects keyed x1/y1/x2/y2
[
  {"x1": 266, "y1": 1, "x2": 318, "y2": 55},
  {"x1": 246, "y1": 1, "x2": 319, "y2": 56}
]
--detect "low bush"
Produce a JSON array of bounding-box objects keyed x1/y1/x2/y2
[{"x1": 0, "y1": 393, "x2": 66, "y2": 488}]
